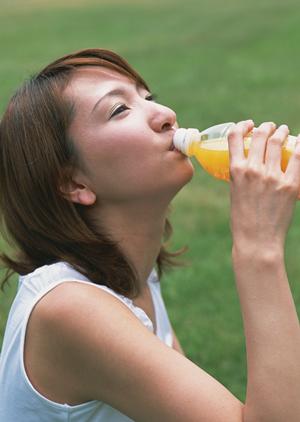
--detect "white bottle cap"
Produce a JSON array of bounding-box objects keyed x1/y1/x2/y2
[
  {"x1": 173, "y1": 128, "x2": 187, "y2": 152},
  {"x1": 173, "y1": 128, "x2": 200, "y2": 155}
]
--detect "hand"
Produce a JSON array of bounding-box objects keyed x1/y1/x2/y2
[{"x1": 228, "y1": 120, "x2": 300, "y2": 254}]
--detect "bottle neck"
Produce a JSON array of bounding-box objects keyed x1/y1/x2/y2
[{"x1": 173, "y1": 123, "x2": 236, "y2": 155}]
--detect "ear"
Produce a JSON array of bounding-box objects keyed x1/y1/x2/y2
[{"x1": 60, "y1": 177, "x2": 96, "y2": 206}]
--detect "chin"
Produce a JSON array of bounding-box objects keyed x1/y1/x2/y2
[
  {"x1": 169, "y1": 162, "x2": 195, "y2": 199},
  {"x1": 181, "y1": 159, "x2": 195, "y2": 182}
]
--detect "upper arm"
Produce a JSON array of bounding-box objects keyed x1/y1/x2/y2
[{"x1": 38, "y1": 282, "x2": 244, "y2": 422}]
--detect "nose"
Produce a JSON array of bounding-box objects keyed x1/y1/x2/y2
[{"x1": 148, "y1": 102, "x2": 177, "y2": 133}]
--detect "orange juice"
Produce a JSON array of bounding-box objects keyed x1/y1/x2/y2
[
  {"x1": 188, "y1": 135, "x2": 293, "y2": 181},
  {"x1": 189, "y1": 137, "x2": 234, "y2": 181},
  {"x1": 173, "y1": 123, "x2": 297, "y2": 182}
]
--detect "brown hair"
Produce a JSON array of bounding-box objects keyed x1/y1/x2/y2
[{"x1": 0, "y1": 48, "x2": 185, "y2": 297}]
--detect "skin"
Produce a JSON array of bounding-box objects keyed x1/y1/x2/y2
[
  {"x1": 24, "y1": 68, "x2": 300, "y2": 421},
  {"x1": 62, "y1": 67, "x2": 194, "y2": 289}
]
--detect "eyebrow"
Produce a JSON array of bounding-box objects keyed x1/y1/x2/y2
[
  {"x1": 91, "y1": 82, "x2": 147, "y2": 114},
  {"x1": 91, "y1": 88, "x2": 126, "y2": 114}
]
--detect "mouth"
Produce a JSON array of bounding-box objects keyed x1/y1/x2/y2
[
  {"x1": 169, "y1": 141, "x2": 182, "y2": 153},
  {"x1": 168, "y1": 130, "x2": 176, "y2": 151},
  {"x1": 168, "y1": 126, "x2": 179, "y2": 151},
  {"x1": 169, "y1": 142, "x2": 176, "y2": 151}
]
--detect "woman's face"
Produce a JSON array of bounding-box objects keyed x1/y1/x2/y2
[{"x1": 65, "y1": 66, "x2": 194, "y2": 206}]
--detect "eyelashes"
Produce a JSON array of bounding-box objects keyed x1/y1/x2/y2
[
  {"x1": 110, "y1": 104, "x2": 130, "y2": 118},
  {"x1": 145, "y1": 93, "x2": 157, "y2": 102},
  {"x1": 109, "y1": 93, "x2": 157, "y2": 119}
]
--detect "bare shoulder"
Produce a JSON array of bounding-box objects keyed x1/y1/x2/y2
[
  {"x1": 26, "y1": 281, "x2": 244, "y2": 422},
  {"x1": 25, "y1": 281, "x2": 137, "y2": 404},
  {"x1": 35, "y1": 280, "x2": 132, "y2": 327}
]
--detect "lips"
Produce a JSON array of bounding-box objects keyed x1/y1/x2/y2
[
  {"x1": 169, "y1": 142, "x2": 175, "y2": 151},
  {"x1": 168, "y1": 127, "x2": 178, "y2": 151}
]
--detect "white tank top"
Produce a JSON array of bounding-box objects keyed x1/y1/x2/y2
[{"x1": 0, "y1": 262, "x2": 173, "y2": 421}]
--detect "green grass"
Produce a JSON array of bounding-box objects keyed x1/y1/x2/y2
[{"x1": 1, "y1": 0, "x2": 300, "y2": 401}]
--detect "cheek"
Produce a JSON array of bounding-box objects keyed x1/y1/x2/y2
[
  {"x1": 89, "y1": 127, "x2": 153, "y2": 171},
  {"x1": 83, "y1": 136, "x2": 154, "y2": 188},
  {"x1": 73, "y1": 122, "x2": 160, "y2": 198},
  {"x1": 89, "y1": 158, "x2": 156, "y2": 202}
]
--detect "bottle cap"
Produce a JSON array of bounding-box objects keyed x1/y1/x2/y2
[
  {"x1": 173, "y1": 128, "x2": 200, "y2": 155},
  {"x1": 173, "y1": 128, "x2": 187, "y2": 152}
]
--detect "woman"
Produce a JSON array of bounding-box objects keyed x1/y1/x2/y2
[{"x1": 0, "y1": 48, "x2": 299, "y2": 421}]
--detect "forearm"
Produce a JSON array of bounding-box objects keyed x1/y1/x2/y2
[{"x1": 233, "y1": 246, "x2": 300, "y2": 422}]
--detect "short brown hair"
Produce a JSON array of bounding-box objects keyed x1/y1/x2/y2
[{"x1": 0, "y1": 48, "x2": 185, "y2": 297}]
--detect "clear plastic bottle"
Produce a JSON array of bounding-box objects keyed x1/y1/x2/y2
[{"x1": 173, "y1": 122, "x2": 298, "y2": 181}]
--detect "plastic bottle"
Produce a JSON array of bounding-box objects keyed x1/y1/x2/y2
[{"x1": 173, "y1": 122, "x2": 298, "y2": 181}]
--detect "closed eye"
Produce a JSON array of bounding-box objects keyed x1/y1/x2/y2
[
  {"x1": 109, "y1": 104, "x2": 130, "y2": 119},
  {"x1": 145, "y1": 93, "x2": 157, "y2": 102},
  {"x1": 109, "y1": 94, "x2": 157, "y2": 119}
]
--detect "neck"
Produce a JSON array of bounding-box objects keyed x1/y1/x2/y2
[{"x1": 88, "y1": 200, "x2": 169, "y2": 292}]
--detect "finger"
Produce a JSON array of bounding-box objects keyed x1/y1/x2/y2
[
  {"x1": 265, "y1": 125, "x2": 289, "y2": 172},
  {"x1": 285, "y1": 135, "x2": 300, "y2": 188},
  {"x1": 228, "y1": 120, "x2": 254, "y2": 166},
  {"x1": 247, "y1": 122, "x2": 277, "y2": 165}
]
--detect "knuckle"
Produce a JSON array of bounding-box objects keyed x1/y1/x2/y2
[
  {"x1": 230, "y1": 163, "x2": 245, "y2": 177},
  {"x1": 268, "y1": 135, "x2": 283, "y2": 146},
  {"x1": 264, "y1": 172, "x2": 278, "y2": 185},
  {"x1": 244, "y1": 165, "x2": 261, "y2": 179},
  {"x1": 228, "y1": 128, "x2": 243, "y2": 141},
  {"x1": 254, "y1": 122, "x2": 276, "y2": 138},
  {"x1": 280, "y1": 180, "x2": 298, "y2": 195},
  {"x1": 253, "y1": 128, "x2": 268, "y2": 138}
]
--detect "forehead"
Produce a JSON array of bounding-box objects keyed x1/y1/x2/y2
[{"x1": 65, "y1": 66, "x2": 138, "y2": 102}]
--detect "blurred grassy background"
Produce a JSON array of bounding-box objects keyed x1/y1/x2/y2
[{"x1": 1, "y1": 0, "x2": 300, "y2": 401}]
